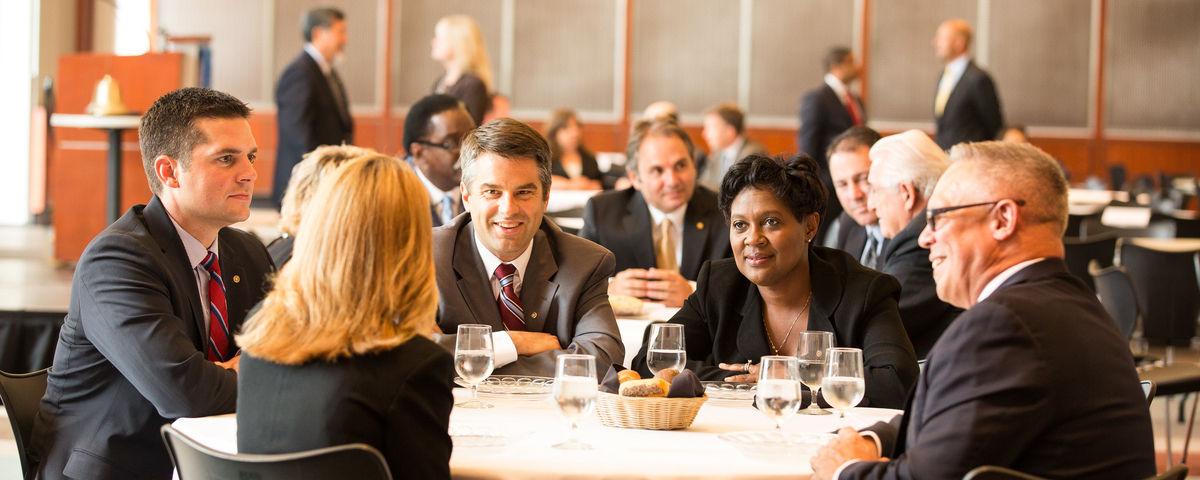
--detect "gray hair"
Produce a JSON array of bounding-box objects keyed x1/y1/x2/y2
[
  {"x1": 459, "y1": 118, "x2": 552, "y2": 193},
  {"x1": 301, "y1": 7, "x2": 344, "y2": 43},
  {"x1": 868, "y1": 129, "x2": 949, "y2": 198},
  {"x1": 625, "y1": 118, "x2": 695, "y2": 174},
  {"x1": 949, "y1": 141, "x2": 1069, "y2": 234}
]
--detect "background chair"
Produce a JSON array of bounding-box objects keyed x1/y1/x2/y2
[
  {"x1": 1142, "y1": 380, "x2": 1157, "y2": 405},
  {"x1": 1118, "y1": 241, "x2": 1200, "y2": 347},
  {"x1": 1064, "y1": 233, "x2": 1119, "y2": 292},
  {"x1": 161, "y1": 425, "x2": 393, "y2": 480},
  {"x1": 1089, "y1": 260, "x2": 1140, "y2": 340},
  {"x1": 963, "y1": 464, "x2": 1187, "y2": 480},
  {"x1": 0, "y1": 368, "x2": 50, "y2": 476}
]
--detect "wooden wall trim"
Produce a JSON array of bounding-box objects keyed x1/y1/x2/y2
[{"x1": 75, "y1": 0, "x2": 93, "y2": 52}]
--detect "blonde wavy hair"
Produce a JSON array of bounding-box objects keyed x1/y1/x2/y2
[
  {"x1": 436, "y1": 15, "x2": 494, "y2": 92},
  {"x1": 278, "y1": 144, "x2": 375, "y2": 236},
  {"x1": 237, "y1": 154, "x2": 437, "y2": 365}
]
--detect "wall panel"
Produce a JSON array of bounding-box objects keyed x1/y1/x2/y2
[
  {"x1": 631, "y1": 0, "x2": 738, "y2": 115},
  {"x1": 159, "y1": 0, "x2": 268, "y2": 103},
  {"x1": 1106, "y1": 0, "x2": 1200, "y2": 132},
  {"x1": 274, "y1": 0, "x2": 380, "y2": 109},
  {"x1": 512, "y1": 0, "x2": 617, "y2": 114},
  {"x1": 748, "y1": 0, "x2": 854, "y2": 119},
  {"x1": 393, "y1": 0, "x2": 503, "y2": 108},
  {"x1": 869, "y1": 0, "x2": 975, "y2": 123},
  {"x1": 988, "y1": 0, "x2": 1091, "y2": 128}
]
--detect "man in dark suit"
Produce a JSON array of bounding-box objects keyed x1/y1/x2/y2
[
  {"x1": 865, "y1": 130, "x2": 962, "y2": 358},
  {"x1": 273, "y1": 7, "x2": 353, "y2": 208},
  {"x1": 27, "y1": 88, "x2": 275, "y2": 480},
  {"x1": 827, "y1": 126, "x2": 884, "y2": 267},
  {"x1": 402, "y1": 94, "x2": 476, "y2": 227},
  {"x1": 799, "y1": 47, "x2": 865, "y2": 244},
  {"x1": 698, "y1": 102, "x2": 768, "y2": 190},
  {"x1": 580, "y1": 119, "x2": 731, "y2": 308},
  {"x1": 433, "y1": 118, "x2": 622, "y2": 377},
  {"x1": 931, "y1": 19, "x2": 1003, "y2": 150},
  {"x1": 812, "y1": 142, "x2": 1155, "y2": 480}
]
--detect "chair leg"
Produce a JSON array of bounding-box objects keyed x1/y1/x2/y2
[
  {"x1": 1181, "y1": 393, "x2": 1189, "y2": 423},
  {"x1": 1167, "y1": 395, "x2": 1175, "y2": 467}
]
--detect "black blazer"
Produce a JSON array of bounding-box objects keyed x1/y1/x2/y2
[
  {"x1": 552, "y1": 151, "x2": 602, "y2": 182},
  {"x1": 435, "y1": 73, "x2": 489, "y2": 127},
  {"x1": 842, "y1": 259, "x2": 1155, "y2": 480},
  {"x1": 274, "y1": 52, "x2": 354, "y2": 208},
  {"x1": 266, "y1": 235, "x2": 295, "y2": 268},
  {"x1": 798, "y1": 83, "x2": 862, "y2": 242},
  {"x1": 578, "y1": 187, "x2": 731, "y2": 282},
  {"x1": 834, "y1": 211, "x2": 868, "y2": 260},
  {"x1": 878, "y1": 213, "x2": 962, "y2": 359},
  {"x1": 934, "y1": 61, "x2": 1003, "y2": 150},
  {"x1": 28, "y1": 196, "x2": 274, "y2": 480},
  {"x1": 631, "y1": 249, "x2": 919, "y2": 409},
  {"x1": 238, "y1": 336, "x2": 455, "y2": 480}
]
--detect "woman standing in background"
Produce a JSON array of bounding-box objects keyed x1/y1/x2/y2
[{"x1": 431, "y1": 14, "x2": 493, "y2": 127}]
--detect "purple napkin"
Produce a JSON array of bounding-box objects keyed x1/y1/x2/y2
[
  {"x1": 667, "y1": 369, "x2": 705, "y2": 398},
  {"x1": 599, "y1": 364, "x2": 626, "y2": 394}
]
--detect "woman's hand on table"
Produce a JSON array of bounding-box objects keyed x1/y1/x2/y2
[
  {"x1": 718, "y1": 361, "x2": 760, "y2": 382},
  {"x1": 810, "y1": 427, "x2": 886, "y2": 480}
]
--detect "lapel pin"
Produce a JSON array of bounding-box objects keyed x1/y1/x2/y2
[
  {"x1": 697, "y1": 222, "x2": 704, "y2": 230},
  {"x1": 232, "y1": 275, "x2": 241, "y2": 284},
  {"x1": 531, "y1": 312, "x2": 538, "y2": 319}
]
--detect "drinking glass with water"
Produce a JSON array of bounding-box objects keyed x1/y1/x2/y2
[
  {"x1": 823, "y1": 347, "x2": 865, "y2": 418},
  {"x1": 553, "y1": 354, "x2": 597, "y2": 450},
  {"x1": 454, "y1": 324, "x2": 495, "y2": 409},
  {"x1": 756, "y1": 355, "x2": 802, "y2": 430},
  {"x1": 646, "y1": 323, "x2": 686, "y2": 375},
  {"x1": 795, "y1": 331, "x2": 833, "y2": 416}
]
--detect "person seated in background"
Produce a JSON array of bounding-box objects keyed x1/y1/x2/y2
[
  {"x1": 433, "y1": 118, "x2": 622, "y2": 376},
  {"x1": 269, "y1": 144, "x2": 374, "y2": 266},
  {"x1": 482, "y1": 92, "x2": 510, "y2": 124},
  {"x1": 402, "y1": 94, "x2": 476, "y2": 227},
  {"x1": 642, "y1": 100, "x2": 680, "y2": 123},
  {"x1": 698, "y1": 102, "x2": 768, "y2": 191},
  {"x1": 632, "y1": 154, "x2": 918, "y2": 409},
  {"x1": 866, "y1": 130, "x2": 963, "y2": 359},
  {"x1": 546, "y1": 108, "x2": 605, "y2": 190},
  {"x1": 812, "y1": 142, "x2": 1154, "y2": 480},
  {"x1": 827, "y1": 126, "x2": 884, "y2": 268},
  {"x1": 430, "y1": 14, "x2": 492, "y2": 126},
  {"x1": 580, "y1": 119, "x2": 731, "y2": 308},
  {"x1": 237, "y1": 155, "x2": 453, "y2": 480},
  {"x1": 998, "y1": 123, "x2": 1031, "y2": 143}
]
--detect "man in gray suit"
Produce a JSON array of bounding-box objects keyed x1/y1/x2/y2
[
  {"x1": 698, "y1": 102, "x2": 768, "y2": 190},
  {"x1": 28, "y1": 88, "x2": 274, "y2": 479},
  {"x1": 433, "y1": 118, "x2": 622, "y2": 377}
]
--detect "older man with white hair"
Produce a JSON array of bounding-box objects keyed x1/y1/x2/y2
[{"x1": 866, "y1": 130, "x2": 962, "y2": 358}]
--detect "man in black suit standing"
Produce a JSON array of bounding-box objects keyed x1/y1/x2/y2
[
  {"x1": 811, "y1": 141, "x2": 1155, "y2": 480},
  {"x1": 827, "y1": 126, "x2": 883, "y2": 267},
  {"x1": 799, "y1": 47, "x2": 865, "y2": 244},
  {"x1": 402, "y1": 94, "x2": 476, "y2": 227},
  {"x1": 273, "y1": 7, "x2": 353, "y2": 208},
  {"x1": 931, "y1": 19, "x2": 1003, "y2": 150},
  {"x1": 580, "y1": 119, "x2": 731, "y2": 308},
  {"x1": 27, "y1": 88, "x2": 275, "y2": 480}
]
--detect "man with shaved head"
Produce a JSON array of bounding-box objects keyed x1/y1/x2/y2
[
  {"x1": 812, "y1": 141, "x2": 1154, "y2": 480},
  {"x1": 931, "y1": 19, "x2": 1003, "y2": 150}
]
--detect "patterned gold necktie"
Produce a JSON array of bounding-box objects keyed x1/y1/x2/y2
[
  {"x1": 934, "y1": 65, "x2": 954, "y2": 117},
  {"x1": 656, "y1": 218, "x2": 678, "y2": 272}
]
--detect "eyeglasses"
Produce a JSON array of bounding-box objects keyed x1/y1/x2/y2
[
  {"x1": 414, "y1": 137, "x2": 464, "y2": 151},
  {"x1": 926, "y1": 199, "x2": 1025, "y2": 231}
]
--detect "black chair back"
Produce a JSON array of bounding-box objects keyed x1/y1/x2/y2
[
  {"x1": 1089, "y1": 260, "x2": 1141, "y2": 340},
  {"x1": 1111, "y1": 165, "x2": 1128, "y2": 192},
  {"x1": 1119, "y1": 241, "x2": 1200, "y2": 346},
  {"x1": 161, "y1": 425, "x2": 393, "y2": 480},
  {"x1": 1063, "y1": 233, "x2": 1118, "y2": 292},
  {"x1": 0, "y1": 368, "x2": 50, "y2": 476},
  {"x1": 963, "y1": 465, "x2": 1047, "y2": 480},
  {"x1": 1151, "y1": 465, "x2": 1189, "y2": 480}
]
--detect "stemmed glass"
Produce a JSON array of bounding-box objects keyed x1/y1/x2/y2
[
  {"x1": 454, "y1": 324, "x2": 495, "y2": 409},
  {"x1": 646, "y1": 324, "x2": 686, "y2": 375},
  {"x1": 795, "y1": 331, "x2": 833, "y2": 415},
  {"x1": 755, "y1": 356, "x2": 802, "y2": 430},
  {"x1": 553, "y1": 354, "x2": 598, "y2": 450},
  {"x1": 823, "y1": 347, "x2": 865, "y2": 418}
]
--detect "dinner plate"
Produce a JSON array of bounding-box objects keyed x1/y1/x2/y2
[
  {"x1": 454, "y1": 375, "x2": 555, "y2": 400},
  {"x1": 702, "y1": 381, "x2": 757, "y2": 407},
  {"x1": 718, "y1": 431, "x2": 837, "y2": 464},
  {"x1": 448, "y1": 424, "x2": 531, "y2": 450}
]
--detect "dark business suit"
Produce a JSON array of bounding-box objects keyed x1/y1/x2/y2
[
  {"x1": 840, "y1": 259, "x2": 1155, "y2": 480},
  {"x1": 697, "y1": 139, "x2": 769, "y2": 191},
  {"x1": 274, "y1": 51, "x2": 354, "y2": 208},
  {"x1": 933, "y1": 61, "x2": 1003, "y2": 150},
  {"x1": 238, "y1": 336, "x2": 455, "y2": 480},
  {"x1": 28, "y1": 196, "x2": 274, "y2": 480},
  {"x1": 799, "y1": 83, "x2": 864, "y2": 242},
  {"x1": 552, "y1": 151, "x2": 627, "y2": 191},
  {"x1": 578, "y1": 187, "x2": 730, "y2": 282},
  {"x1": 435, "y1": 73, "x2": 489, "y2": 127},
  {"x1": 266, "y1": 234, "x2": 295, "y2": 268},
  {"x1": 834, "y1": 211, "x2": 868, "y2": 259},
  {"x1": 433, "y1": 215, "x2": 623, "y2": 376},
  {"x1": 878, "y1": 213, "x2": 962, "y2": 359},
  {"x1": 632, "y1": 249, "x2": 919, "y2": 409}
]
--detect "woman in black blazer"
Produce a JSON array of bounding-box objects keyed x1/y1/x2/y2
[
  {"x1": 430, "y1": 15, "x2": 493, "y2": 127},
  {"x1": 632, "y1": 154, "x2": 918, "y2": 409},
  {"x1": 236, "y1": 155, "x2": 454, "y2": 480}
]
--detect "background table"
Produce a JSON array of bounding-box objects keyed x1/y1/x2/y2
[{"x1": 48, "y1": 113, "x2": 142, "y2": 225}]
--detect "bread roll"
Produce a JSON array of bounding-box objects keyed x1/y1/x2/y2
[
  {"x1": 617, "y1": 369, "x2": 642, "y2": 384},
  {"x1": 653, "y1": 368, "x2": 680, "y2": 383},
  {"x1": 618, "y1": 378, "x2": 670, "y2": 398}
]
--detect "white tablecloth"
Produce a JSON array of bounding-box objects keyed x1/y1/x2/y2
[{"x1": 172, "y1": 390, "x2": 900, "y2": 480}]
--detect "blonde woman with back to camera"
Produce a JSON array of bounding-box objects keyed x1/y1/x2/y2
[
  {"x1": 235, "y1": 154, "x2": 454, "y2": 480},
  {"x1": 268, "y1": 143, "x2": 374, "y2": 267}
]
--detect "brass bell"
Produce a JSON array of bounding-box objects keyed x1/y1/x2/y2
[{"x1": 86, "y1": 75, "x2": 130, "y2": 116}]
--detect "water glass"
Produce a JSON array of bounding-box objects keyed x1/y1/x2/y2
[
  {"x1": 756, "y1": 355, "x2": 802, "y2": 430},
  {"x1": 795, "y1": 331, "x2": 833, "y2": 415},
  {"x1": 646, "y1": 323, "x2": 687, "y2": 375},
  {"x1": 553, "y1": 354, "x2": 598, "y2": 450},
  {"x1": 823, "y1": 347, "x2": 865, "y2": 418},
  {"x1": 454, "y1": 324, "x2": 495, "y2": 409}
]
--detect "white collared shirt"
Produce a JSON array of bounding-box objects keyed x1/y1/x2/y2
[
  {"x1": 977, "y1": 257, "x2": 1047, "y2": 303},
  {"x1": 303, "y1": 43, "x2": 332, "y2": 77},
  {"x1": 471, "y1": 231, "x2": 535, "y2": 368},
  {"x1": 824, "y1": 73, "x2": 854, "y2": 105},
  {"x1": 168, "y1": 215, "x2": 220, "y2": 336},
  {"x1": 412, "y1": 158, "x2": 460, "y2": 221},
  {"x1": 646, "y1": 202, "x2": 687, "y2": 268},
  {"x1": 937, "y1": 54, "x2": 971, "y2": 98}
]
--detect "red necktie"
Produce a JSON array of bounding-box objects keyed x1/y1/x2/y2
[
  {"x1": 494, "y1": 263, "x2": 526, "y2": 332},
  {"x1": 201, "y1": 252, "x2": 231, "y2": 362},
  {"x1": 845, "y1": 92, "x2": 863, "y2": 126}
]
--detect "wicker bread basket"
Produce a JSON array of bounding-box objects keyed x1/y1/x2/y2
[{"x1": 595, "y1": 392, "x2": 707, "y2": 430}]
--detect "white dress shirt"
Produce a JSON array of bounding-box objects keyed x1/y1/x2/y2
[
  {"x1": 824, "y1": 73, "x2": 858, "y2": 109},
  {"x1": 413, "y1": 159, "x2": 460, "y2": 222},
  {"x1": 303, "y1": 43, "x2": 333, "y2": 77},
  {"x1": 646, "y1": 202, "x2": 687, "y2": 268},
  {"x1": 168, "y1": 215, "x2": 219, "y2": 336},
  {"x1": 472, "y1": 233, "x2": 534, "y2": 368}
]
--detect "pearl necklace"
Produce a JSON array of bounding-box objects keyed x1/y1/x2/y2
[{"x1": 764, "y1": 292, "x2": 814, "y2": 355}]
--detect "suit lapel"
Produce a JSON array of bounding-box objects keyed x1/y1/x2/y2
[
  {"x1": 519, "y1": 225, "x2": 559, "y2": 334},
  {"x1": 300, "y1": 53, "x2": 351, "y2": 133},
  {"x1": 627, "y1": 192, "x2": 657, "y2": 269},
  {"x1": 143, "y1": 196, "x2": 207, "y2": 352},
  {"x1": 680, "y1": 194, "x2": 713, "y2": 277},
  {"x1": 216, "y1": 233, "x2": 249, "y2": 350},
  {"x1": 736, "y1": 284, "x2": 770, "y2": 359},
  {"x1": 453, "y1": 226, "x2": 505, "y2": 330},
  {"x1": 823, "y1": 84, "x2": 854, "y2": 125},
  {"x1": 806, "y1": 250, "x2": 842, "y2": 339}
]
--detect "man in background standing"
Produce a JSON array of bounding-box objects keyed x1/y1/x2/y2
[
  {"x1": 931, "y1": 19, "x2": 1003, "y2": 150},
  {"x1": 799, "y1": 47, "x2": 865, "y2": 243},
  {"x1": 698, "y1": 102, "x2": 767, "y2": 191}
]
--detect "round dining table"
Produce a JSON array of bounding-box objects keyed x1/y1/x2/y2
[{"x1": 173, "y1": 388, "x2": 900, "y2": 479}]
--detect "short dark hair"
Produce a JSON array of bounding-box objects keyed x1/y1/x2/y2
[
  {"x1": 824, "y1": 46, "x2": 853, "y2": 72},
  {"x1": 625, "y1": 118, "x2": 695, "y2": 174},
  {"x1": 705, "y1": 102, "x2": 745, "y2": 135},
  {"x1": 402, "y1": 94, "x2": 469, "y2": 156},
  {"x1": 460, "y1": 118, "x2": 552, "y2": 193},
  {"x1": 138, "y1": 87, "x2": 251, "y2": 195},
  {"x1": 301, "y1": 7, "x2": 345, "y2": 43},
  {"x1": 718, "y1": 153, "x2": 828, "y2": 226},
  {"x1": 826, "y1": 126, "x2": 882, "y2": 160}
]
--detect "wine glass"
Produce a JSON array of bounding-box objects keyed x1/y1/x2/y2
[
  {"x1": 795, "y1": 331, "x2": 833, "y2": 415},
  {"x1": 454, "y1": 324, "x2": 495, "y2": 409},
  {"x1": 823, "y1": 347, "x2": 865, "y2": 418},
  {"x1": 755, "y1": 355, "x2": 802, "y2": 430},
  {"x1": 553, "y1": 354, "x2": 598, "y2": 450},
  {"x1": 646, "y1": 323, "x2": 686, "y2": 375}
]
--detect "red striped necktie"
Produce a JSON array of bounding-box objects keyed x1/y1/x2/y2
[
  {"x1": 494, "y1": 263, "x2": 526, "y2": 331},
  {"x1": 201, "y1": 252, "x2": 231, "y2": 362}
]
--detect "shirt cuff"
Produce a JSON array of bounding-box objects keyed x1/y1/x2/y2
[
  {"x1": 833, "y1": 459, "x2": 863, "y2": 480},
  {"x1": 492, "y1": 331, "x2": 518, "y2": 367},
  {"x1": 861, "y1": 430, "x2": 883, "y2": 454}
]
